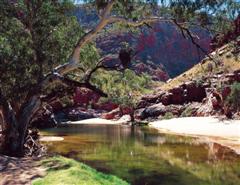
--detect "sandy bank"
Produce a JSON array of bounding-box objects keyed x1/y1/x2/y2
[
  {"x1": 64, "y1": 118, "x2": 128, "y2": 125},
  {"x1": 149, "y1": 117, "x2": 240, "y2": 154},
  {"x1": 40, "y1": 136, "x2": 64, "y2": 142}
]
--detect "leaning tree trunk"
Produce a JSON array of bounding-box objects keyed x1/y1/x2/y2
[
  {"x1": 0, "y1": 102, "x2": 19, "y2": 156},
  {"x1": 0, "y1": 96, "x2": 41, "y2": 156},
  {"x1": 17, "y1": 96, "x2": 41, "y2": 154}
]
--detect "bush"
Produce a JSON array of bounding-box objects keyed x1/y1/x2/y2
[
  {"x1": 181, "y1": 107, "x2": 194, "y2": 117},
  {"x1": 227, "y1": 82, "x2": 240, "y2": 110},
  {"x1": 92, "y1": 69, "x2": 153, "y2": 108},
  {"x1": 161, "y1": 112, "x2": 176, "y2": 120}
]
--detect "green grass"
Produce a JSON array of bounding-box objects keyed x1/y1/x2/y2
[{"x1": 32, "y1": 156, "x2": 129, "y2": 185}]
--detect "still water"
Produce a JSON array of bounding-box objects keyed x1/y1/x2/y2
[{"x1": 41, "y1": 124, "x2": 240, "y2": 185}]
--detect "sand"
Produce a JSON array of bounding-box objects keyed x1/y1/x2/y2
[
  {"x1": 65, "y1": 117, "x2": 129, "y2": 125},
  {"x1": 149, "y1": 117, "x2": 240, "y2": 154}
]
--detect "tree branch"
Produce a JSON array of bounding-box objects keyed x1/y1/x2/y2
[
  {"x1": 70, "y1": 0, "x2": 116, "y2": 65},
  {"x1": 42, "y1": 72, "x2": 108, "y2": 98},
  {"x1": 172, "y1": 19, "x2": 217, "y2": 65},
  {"x1": 108, "y1": 16, "x2": 167, "y2": 26},
  {"x1": 84, "y1": 55, "x2": 121, "y2": 82}
]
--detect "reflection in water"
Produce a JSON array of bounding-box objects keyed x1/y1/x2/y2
[{"x1": 41, "y1": 124, "x2": 240, "y2": 185}]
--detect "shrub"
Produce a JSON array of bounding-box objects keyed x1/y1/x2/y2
[
  {"x1": 181, "y1": 107, "x2": 194, "y2": 117},
  {"x1": 161, "y1": 112, "x2": 176, "y2": 120},
  {"x1": 92, "y1": 69, "x2": 153, "y2": 108},
  {"x1": 227, "y1": 82, "x2": 240, "y2": 110}
]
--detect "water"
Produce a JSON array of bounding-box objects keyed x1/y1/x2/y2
[{"x1": 41, "y1": 124, "x2": 240, "y2": 185}]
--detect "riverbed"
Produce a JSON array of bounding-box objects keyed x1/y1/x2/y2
[{"x1": 41, "y1": 124, "x2": 240, "y2": 185}]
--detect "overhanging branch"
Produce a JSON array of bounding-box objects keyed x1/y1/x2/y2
[{"x1": 42, "y1": 72, "x2": 108, "y2": 98}]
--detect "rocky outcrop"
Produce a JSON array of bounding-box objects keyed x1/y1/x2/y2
[
  {"x1": 93, "y1": 102, "x2": 118, "y2": 112},
  {"x1": 140, "y1": 103, "x2": 183, "y2": 119},
  {"x1": 101, "y1": 108, "x2": 121, "y2": 120},
  {"x1": 101, "y1": 106, "x2": 133, "y2": 120},
  {"x1": 182, "y1": 81, "x2": 207, "y2": 102},
  {"x1": 137, "y1": 81, "x2": 207, "y2": 108},
  {"x1": 136, "y1": 69, "x2": 240, "y2": 121}
]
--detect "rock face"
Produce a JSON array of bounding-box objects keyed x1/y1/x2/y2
[
  {"x1": 182, "y1": 81, "x2": 207, "y2": 102},
  {"x1": 136, "y1": 69, "x2": 240, "y2": 121},
  {"x1": 137, "y1": 81, "x2": 207, "y2": 108}
]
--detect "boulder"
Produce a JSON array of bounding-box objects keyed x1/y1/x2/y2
[
  {"x1": 67, "y1": 109, "x2": 96, "y2": 121},
  {"x1": 140, "y1": 103, "x2": 182, "y2": 119},
  {"x1": 168, "y1": 87, "x2": 185, "y2": 104},
  {"x1": 136, "y1": 100, "x2": 152, "y2": 109},
  {"x1": 101, "y1": 108, "x2": 121, "y2": 120},
  {"x1": 137, "y1": 92, "x2": 165, "y2": 108},
  {"x1": 184, "y1": 81, "x2": 207, "y2": 102},
  {"x1": 141, "y1": 93, "x2": 162, "y2": 103},
  {"x1": 160, "y1": 93, "x2": 173, "y2": 105},
  {"x1": 134, "y1": 108, "x2": 145, "y2": 120},
  {"x1": 93, "y1": 102, "x2": 118, "y2": 111}
]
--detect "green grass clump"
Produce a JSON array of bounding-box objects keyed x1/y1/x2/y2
[
  {"x1": 161, "y1": 112, "x2": 176, "y2": 120},
  {"x1": 181, "y1": 106, "x2": 194, "y2": 117},
  {"x1": 227, "y1": 82, "x2": 240, "y2": 111},
  {"x1": 32, "y1": 156, "x2": 129, "y2": 185}
]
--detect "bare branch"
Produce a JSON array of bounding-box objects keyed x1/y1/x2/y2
[
  {"x1": 71, "y1": 0, "x2": 116, "y2": 64},
  {"x1": 84, "y1": 55, "x2": 123, "y2": 82}
]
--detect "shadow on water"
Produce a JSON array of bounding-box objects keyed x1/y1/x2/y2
[{"x1": 41, "y1": 124, "x2": 240, "y2": 185}]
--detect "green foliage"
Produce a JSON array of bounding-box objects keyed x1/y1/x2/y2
[
  {"x1": 227, "y1": 82, "x2": 240, "y2": 110},
  {"x1": 60, "y1": 96, "x2": 74, "y2": 108},
  {"x1": 0, "y1": 0, "x2": 100, "y2": 105},
  {"x1": 195, "y1": 78, "x2": 205, "y2": 87},
  {"x1": 0, "y1": 16, "x2": 36, "y2": 101},
  {"x1": 92, "y1": 69, "x2": 153, "y2": 107},
  {"x1": 85, "y1": 0, "x2": 239, "y2": 36},
  {"x1": 181, "y1": 106, "x2": 194, "y2": 117},
  {"x1": 0, "y1": 1, "x2": 83, "y2": 102},
  {"x1": 33, "y1": 156, "x2": 129, "y2": 185},
  {"x1": 162, "y1": 112, "x2": 176, "y2": 120}
]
